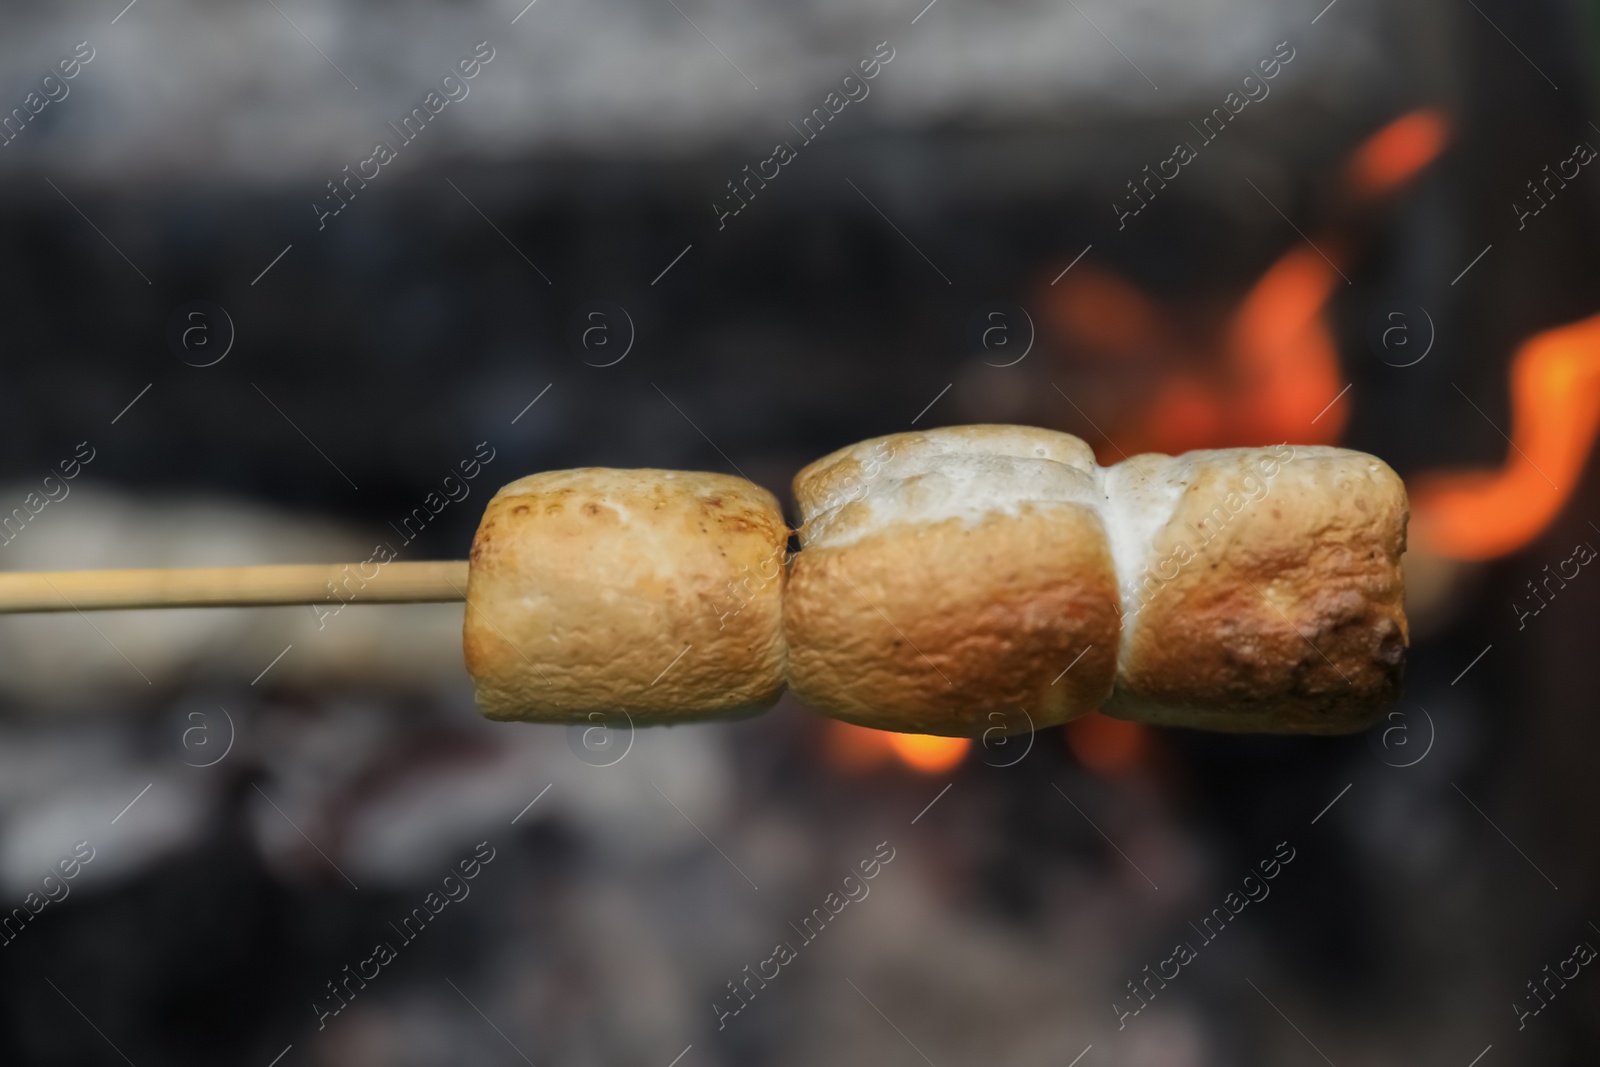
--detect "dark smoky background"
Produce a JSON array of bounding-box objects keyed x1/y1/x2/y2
[{"x1": 0, "y1": 0, "x2": 1597, "y2": 1064}]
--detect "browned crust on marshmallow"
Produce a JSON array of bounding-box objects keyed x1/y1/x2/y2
[
  {"x1": 1103, "y1": 446, "x2": 1408, "y2": 734},
  {"x1": 785, "y1": 426, "x2": 1119, "y2": 737},
  {"x1": 786, "y1": 506, "x2": 1119, "y2": 736},
  {"x1": 463, "y1": 468, "x2": 788, "y2": 724}
]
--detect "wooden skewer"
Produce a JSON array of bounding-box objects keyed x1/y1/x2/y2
[{"x1": 0, "y1": 561, "x2": 470, "y2": 614}]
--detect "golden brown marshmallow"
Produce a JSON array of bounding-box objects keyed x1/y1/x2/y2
[
  {"x1": 1100, "y1": 444, "x2": 1408, "y2": 734},
  {"x1": 463, "y1": 468, "x2": 788, "y2": 724},
  {"x1": 784, "y1": 426, "x2": 1121, "y2": 736}
]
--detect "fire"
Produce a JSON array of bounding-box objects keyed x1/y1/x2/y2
[
  {"x1": 824, "y1": 716, "x2": 1153, "y2": 776},
  {"x1": 1036, "y1": 109, "x2": 1600, "y2": 557},
  {"x1": 824, "y1": 720, "x2": 970, "y2": 773},
  {"x1": 1043, "y1": 109, "x2": 1451, "y2": 459},
  {"x1": 1411, "y1": 311, "x2": 1600, "y2": 560},
  {"x1": 887, "y1": 732, "x2": 970, "y2": 773},
  {"x1": 1055, "y1": 242, "x2": 1348, "y2": 456},
  {"x1": 1043, "y1": 103, "x2": 1600, "y2": 561},
  {"x1": 1051, "y1": 267, "x2": 1163, "y2": 355},
  {"x1": 1343, "y1": 110, "x2": 1451, "y2": 201},
  {"x1": 1222, "y1": 244, "x2": 1347, "y2": 443}
]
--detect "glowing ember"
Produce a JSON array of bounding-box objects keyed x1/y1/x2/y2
[{"x1": 1065, "y1": 712, "x2": 1147, "y2": 776}]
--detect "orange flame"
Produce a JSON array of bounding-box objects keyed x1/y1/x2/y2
[
  {"x1": 1050, "y1": 267, "x2": 1164, "y2": 355},
  {"x1": 889, "y1": 732, "x2": 970, "y2": 773},
  {"x1": 1412, "y1": 311, "x2": 1600, "y2": 560},
  {"x1": 1040, "y1": 109, "x2": 1600, "y2": 560},
  {"x1": 1343, "y1": 110, "x2": 1451, "y2": 201},
  {"x1": 825, "y1": 720, "x2": 970, "y2": 774},
  {"x1": 1086, "y1": 242, "x2": 1348, "y2": 454},
  {"x1": 1044, "y1": 109, "x2": 1451, "y2": 459},
  {"x1": 1225, "y1": 244, "x2": 1348, "y2": 441}
]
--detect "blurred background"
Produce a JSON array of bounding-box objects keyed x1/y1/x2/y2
[{"x1": 0, "y1": 0, "x2": 1598, "y2": 1063}]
